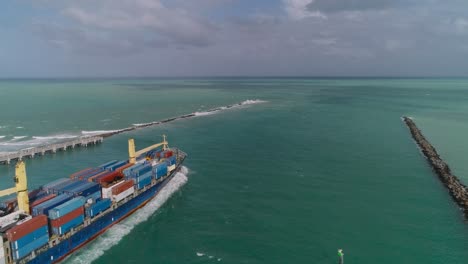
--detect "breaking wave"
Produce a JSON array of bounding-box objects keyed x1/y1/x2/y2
[
  {"x1": 64, "y1": 167, "x2": 189, "y2": 264},
  {"x1": 81, "y1": 130, "x2": 124, "y2": 135},
  {"x1": 193, "y1": 111, "x2": 217, "y2": 117},
  {"x1": 32, "y1": 134, "x2": 78, "y2": 140},
  {"x1": 12, "y1": 136, "x2": 27, "y2": 140}
]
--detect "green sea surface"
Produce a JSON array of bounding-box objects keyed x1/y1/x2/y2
[{"x1": 0, "y1": 78, "x2": 468, "y2": 263}]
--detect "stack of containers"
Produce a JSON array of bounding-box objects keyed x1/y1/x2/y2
[
  {"x1": 101, "y1": 181, "x2": 125, "y2": 199},
  {"x1": 124, "y1": 163, "x2": 154, "y2": 189},
  {"x1": 153, "y1": 163, "x2": 168, "y2": 179},
  {"x1": 122, "y1": 163, "x2": 144, "y2": 178},
  {"x1": 6, "y1": 215, "x2": 49, "y2": 260},
  {"x1": 80, "y1": 169, "x2": 107, "y2": 182},
  {"x1": 92, "y1": 171, "x2": 121, "y2": 185},
  {"x1": 32, "y1": 194, "x2": 73, "y2": 216},
  {"x1": 42, "y1": 178, "x2": 71, "y2": 193},
  {"x1": 104, "y1": 160, "x2": 127, "y2": 171},
  {"x1": 29, "y1": 194, "x2": 57, "y2": 213},
  {"x1": 50, "y1": 205, "x2": 85, "y2": 236},
  {"x1": 69, "y1": 168, "x2": 94, "y2": 180},
  {"x1": 85, "y1": 198, "x2": 111, "y2": 218},
  {"x1": 86, "y1": 170, "x2": 111, "y2": 183},
  {"x1": 48, "y1": 197, "x2": 86, "y2": 219},
  {"x1": 111, "y1": 180, "x2": 134, "y2": 202},
  {"x1": 46, "y1": 180, "x2": 77, "y2": 194},
  {"x1": 66, "y1": 182, "x2": 101, "y2": 201}
]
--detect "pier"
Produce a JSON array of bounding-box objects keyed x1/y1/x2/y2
[
  {"x1": 0, "y1": 136, "x2": 103, "y2": 165},
  {"x1": 403, "y1": 116, "x2": 468, "y2": 217}
]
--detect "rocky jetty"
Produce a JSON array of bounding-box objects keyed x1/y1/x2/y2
[{"x1": 403, "y1": 116, "x2": 468, "y2": 217}]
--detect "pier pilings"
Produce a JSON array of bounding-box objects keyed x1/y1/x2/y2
[{"x1": 0, "y1": 136, "x2": 103, "y2": 165}]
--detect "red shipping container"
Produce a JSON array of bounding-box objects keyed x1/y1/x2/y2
[
  {"x1": 6, "y1": 215, "x2": 48, "y2": 241},
  {"x1": 86, "y1": 170, "x2": 109, "y2": 182},
  {"x1": 50, "y1": 207, "x2": 85, "y2": 228},
  {"x1": 70, "y1": 168, "x2": 93, "y2": 179},
  {"x1": 112, "y1": 180, "x2": 133, "y2": 195},
  {"x1": 97, "y1": 171, "x2": 121, "y2": 184},
  {"x1": 115, "y1": 163, "x2": 133, "y2": 173},
  {"x1": 29, "y1": 194, "x2": 57, "y2": 212}
]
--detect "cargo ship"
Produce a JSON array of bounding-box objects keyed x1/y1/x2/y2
[{"x1": 0, "y1": 136, "x2": 186, "y2": 264}]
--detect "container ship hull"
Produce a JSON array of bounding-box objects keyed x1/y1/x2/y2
[
  {"x1": 30, "y1": 163, "x2": 183, "y2": 264},
  {"x1": 0, "y1": 138, "x2": 186, "y2": 264}
]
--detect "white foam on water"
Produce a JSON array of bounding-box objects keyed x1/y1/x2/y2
[
  {"x1": 65, "y1": 167, "x2": 189, "y2": 264},
  {"x1": 193, "y1": 111, "x2": 217, "y2": 117},
  {"x1": 12, "y1": 136, "x2": 27, "y2": 140},
  {"x1": 196, "y1": 252, "x2": 205, "y2": 257},
  {"x1": 32, "y1": 134, "x2": 78, "y2": 140},
  {"x1": 81, "y1": 130, "x2": 122, "y2": 135},
  {"x1": 16, "y1": 126, "x2": 24, "y2": 129},
  {"x1": 240, "y1": 99, "x2": 267, "y2": 105},
  {"x1": 0, "y1": 136, "x2": 5, "y2": 139}
]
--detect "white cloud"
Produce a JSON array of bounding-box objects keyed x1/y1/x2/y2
[
  {"x1": 454, "y1": 18, "x2": 468, "y2": 34},
  {"x1": 283, "y1": 0, "x2": 326, "y2": 20},
  {"x1": 61, "y1": 0, "x2": 216, "y2": 47}
]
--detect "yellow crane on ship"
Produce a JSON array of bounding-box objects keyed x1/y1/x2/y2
[
  {"x1": 128, "y1": 135, "x2": 169, "y2": 164},
  {"x1": 0, "y1": 161, "x2": 30, "y2": 214}
]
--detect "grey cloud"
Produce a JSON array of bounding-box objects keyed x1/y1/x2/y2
[
  {"x1": 306, "y1": 0, "x2": 404, "y2": 13},
  {"x1": 62, "y1": 0, "x2": 217, "y2": 49}
]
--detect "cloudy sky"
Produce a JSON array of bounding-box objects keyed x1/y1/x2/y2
[{"x1": 1, "y1": 0, "x2": 468, "y2": 77}]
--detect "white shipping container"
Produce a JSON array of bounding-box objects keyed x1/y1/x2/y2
[
  {"x1": 102, "y1": 181, "x2": 126, "y2": 199},
  {"x1": 112, "y1": 187, "x2": 135, "y2": 202}
]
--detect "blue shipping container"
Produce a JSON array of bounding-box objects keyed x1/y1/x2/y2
[
  {"x1": 107, "y1": 160, "x2": 127, "y2": 171},
  {"x1": 48, "y1": 197, "x2": 86, "y2": 220},
  {"x1": 49, "y1": 180, "x2": 77, "y2": 194},
  {"x1": 136, "y1": 171, "x2": 152, "y2": 183},
  {"x1": 42, "y1": 178, "x2": 70, "y2": 192},
  {"x1": 137, "y1": 177, "x2": 152, "y2": 189},
  {"x1": 52, "y1": 215, "x2": 84, "y2": 236},
  {"x1": 58, "y1": 181, "x2": 85, "y2": 193},
  {"x1": 123, "y1": 162, "x2": 148, "y2": 177},
  {"x1": 68, "y1": 182, "x2": 100, "y2": 197},
  {"x1": 12, "y1": 234, "x2": 48, "y2": 260},
  {"x1": 98, "y1": 160, "x2": 119, "y2": 169},
  {"x1": 85, "y1": 198, "x2": 111, "y2": 218},
  {"x1": 10, "y1": 226, "x2": 48, "y2": 250},
  {"x1": 154, "y1": 163, "x2": 168, "y2": 178},
  {"x1": 32, "y1": 194, "x2": 73, "y2": 216},
  {"x1": 85, "y1": 191, "x2": 102, "y2": 202}
]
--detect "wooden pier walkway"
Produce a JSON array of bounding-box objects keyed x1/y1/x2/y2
[{"x1": 0, "y1": 136, "x2": 103, "y2": 165}]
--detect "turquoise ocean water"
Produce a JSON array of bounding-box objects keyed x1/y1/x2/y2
[{"x1": 1, "y1": 78, "x2": 468, "y2": 263}]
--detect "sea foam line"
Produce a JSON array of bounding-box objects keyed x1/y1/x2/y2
[
  {"x1": 83, "y1": 99, "x2": 267, "y2": 138},
  {"x1": 64, "y1": 167, "x2": 189, "y2": 264}
]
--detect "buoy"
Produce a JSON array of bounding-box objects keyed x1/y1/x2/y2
[{"x1": 338, "y1": 249, "x2": 344, "y2": 264}]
